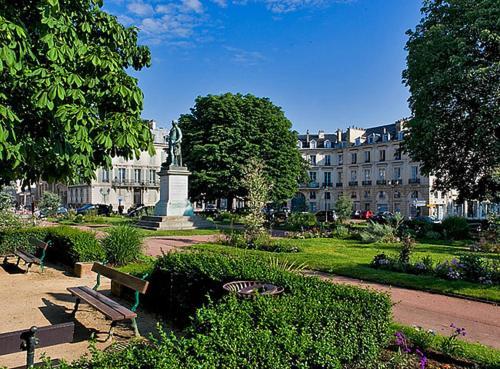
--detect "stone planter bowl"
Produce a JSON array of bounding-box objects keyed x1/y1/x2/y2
[{"x1": 222, "y1": 281, "x2": 284, "y2": 298}]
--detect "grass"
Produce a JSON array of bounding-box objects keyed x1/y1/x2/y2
[
  {"x1": 392, "y1": 324, "x2": 500, "y2": 368},
  {"x1": 194, "y1": 238, "x2": 500, "y2": 302},
  {"x1": 134, "y1": 228, "x2": 220, "y2": 237}
]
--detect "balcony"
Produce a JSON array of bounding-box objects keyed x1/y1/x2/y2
[
  {"x1": 322, "y1": 182, "x2": 333, "y2": 188},
  {"x1": 112, "y1": 180, "x2": 159, "y2": 188},
  {"x1": 336, "y1": 182, "x2": 343, "y2": 188},
  {"x1": 348, "y1": 181, "x2": 358, "y2": 187},
  {"x1": 409, "y1": 178, "x2": 421, "y2": 184},
  {"x1": 299, "y1": 181, "x2": 320, "y2": 189},
  {"x1": 362, "y1": 180, "x2": 372, "y2": 186},
  {"x1": 376, "y1": 179, "x2": 387, "y2": 185}
]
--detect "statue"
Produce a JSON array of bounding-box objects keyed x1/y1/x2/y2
[{"x1": 164, "y1": 120, "x2": 183, "y2": 168}]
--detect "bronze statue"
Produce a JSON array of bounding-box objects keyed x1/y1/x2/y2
[{"x1": 165, "y1": 120, "x2": 182, "y2": 167}]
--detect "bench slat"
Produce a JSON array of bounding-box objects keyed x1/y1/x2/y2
[
  {"x1": 91, "y1": 263, "x2": 149, "y2": 294},
  {"x1": 0, "y1": 322, "x2": 74, "y2": 356},
  {"x1": 67, "y1": 287, "x2": 136, "y2": 321},
  {"x1": 14, "y1": 250, "x2": 40, "y2": 264}
]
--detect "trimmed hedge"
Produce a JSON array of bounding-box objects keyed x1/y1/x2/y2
[
  {"x1": 43, "y1": 252, "x2": 391, "y2": 369},
  {"x1": 0, "y1": 226, "x2": 104, "y2": 265}
]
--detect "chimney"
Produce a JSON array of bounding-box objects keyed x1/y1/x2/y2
[
  {"x1": 306, "y1": 129, "x2": 310, "y2": 143},
  {"x1": 336, "y1": 129, "x2": 342, "y2": 142},
  {"x1": 318, "y1": 130, "x2": 325, "y2": 139}
]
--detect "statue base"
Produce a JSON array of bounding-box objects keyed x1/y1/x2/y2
[{"x1": 136, "y1": 165, "x2": 214, "y2": 230}]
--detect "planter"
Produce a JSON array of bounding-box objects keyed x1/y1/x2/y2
[{"x1": 73, "y1": 262, "x2": 94, "y2": 278}]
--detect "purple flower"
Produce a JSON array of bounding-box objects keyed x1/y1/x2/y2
[
  {"x1": 415, "y1": 349, "x2": 427, "y2": 369},
  {"x1": 395, "y1": 332, "x2": 411, "y2": 353}
]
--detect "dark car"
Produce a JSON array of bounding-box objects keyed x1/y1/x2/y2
[
  {"x1": 351, "y1": 210, "x2": 361, "y2": 219},
  {"x1": 77, "y1": 204, "x2": 110, "y2": 216},
  {"x1": 315, "y1": 210, "x2": 338, "y2": 222},
  {"x1": 76, "y1": 204, "x2": 95, "y2": 214},
  {"x1": 412, "y1": 215, "x2": 441, "y2": 224},
  {"x1": 371, "y1": 211, "x2": 394, "y2": 224},
  {"x1": 127, "y1": 205, "x2": 154, "y2": 217}
]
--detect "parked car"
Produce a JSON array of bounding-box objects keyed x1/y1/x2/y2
[
  {"x1": 413, "y1": 215, "x2": 441, "y2": 224},
  {"x1": 77, "y1": 204, "x2": 110, "y2": 216},
  {"x1": 351, "y1": 210, "x2": 361, "y2": 219},
  {"x1": 95, "y1": 204, "x2": 111, "y2": 216},
  {"x1": 76, "y1": 204, "x2": 94, "y2": 214},
  {"x1": 37, "y1": 206, "x2": 68, "y2": 218},
  {"x1": 371, "y1": 211, "x2": 394, "y2": 224},
  {"x1": 315, "y1": 210, "x2": 338, "y2": 222},
  {"x1": 127, "y1": 205, "x2": 154, "y2": 217},
  {"x1": 360, "y1": 210, "x2": 374, "y2": 219}
]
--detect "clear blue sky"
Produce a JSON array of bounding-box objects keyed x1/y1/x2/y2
[{"x1": 105, "y1": 0, "x2": 423, "y2": 133}]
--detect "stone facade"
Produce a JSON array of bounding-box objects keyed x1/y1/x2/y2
[
  {"x1": 295, "y1": 120, "x2": 462, "y2": 219},
  {"x1": 67, "y1": 121, "x2": 168, "y2": 211}
]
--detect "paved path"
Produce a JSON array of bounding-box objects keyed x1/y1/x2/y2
[
  {"x1": 307, "y1": 271, "x2": 500, "y2": 349},
  {"x1": 144, "y1": 235, "x2": 217, "y2": 256}
]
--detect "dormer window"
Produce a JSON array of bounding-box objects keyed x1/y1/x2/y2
[
  {"x1": 355, "y1": 137, "x2": 361, "y2": 146},
  {"x1": 310, "y1": 140, "x2": 317, "y2": 149},
  {"x1": 324, "y1": 140, "x2": 331, "y2": 148},
  {"x1": 367, "y1": 134, "x2": 376, "y2": 144},
  {"x1": 383, "y1": 133, "x2": 390, "y2": 142},
  {"x1": 297, "y1": 140, "x2": 303, "y2": 148},
  {"x1": 397, "y1": 131, "x2": 404, "y2": 140}
]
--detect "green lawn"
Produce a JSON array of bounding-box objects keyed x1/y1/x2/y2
[{"x1": 194, "y1": 238, "x2": 500, "y2": 302}]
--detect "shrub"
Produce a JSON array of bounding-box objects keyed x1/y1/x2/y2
[
  {"x1": 424, "y1": 230, "x2": 442, "y2": 240},
  {"x1": 45, "y1": 226, "x2": 104, "y2": 265},
  {"x1": 102, "y1": 225, "x2": 143, "y2": 266},
  {"x1": 221, "y1": 231, "x2": 302, "y2": 253},
  {"x1": 0, "y1": 211, "x2": 23, "y2": 232},
  {"x1": 146, "y1": 252, "x2": 392, "y2": 368},
  {"x1": 331, "y1": 224, "x2": 351, "y2": 239},
  {"x1": 442, "y1": 216, "x2": 470, "y2": 240},
  {"x1": 38, "y1": 192, "x2": 61, "y2": 216},
  {"x1": 359, "y1": 221, "x2": 397, "y2": 243},
  {"x1": 398, "y1": 235, "x2": 415, "y2": 266},
  {"x1": 285, "y1": 212, "x2": 317, "y2": 231},
  {"x1": 0, "y1": 227, "x2": 49, "y2": 255},
  {"x1": 335, "y1": 195, "x2": 352, "y2": 223}
]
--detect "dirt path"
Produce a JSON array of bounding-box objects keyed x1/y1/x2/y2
[
  {"x1": 307, "y1": 271, "x2": 500, "y2": 349},
  {"x1": 144, "y1": 235, "x2": 217, "y2": 256},
  {"x1": 0, "y1": 262, "x2": 159, "y2": 369}
]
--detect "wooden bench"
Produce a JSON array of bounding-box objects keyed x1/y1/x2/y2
[
  {"x1": 67, "y1": 262, "x2": 149, "y2": 341},
  {"x1": 3, "y1": 238, "x2": 49, "y2": 273},
  {"x1": 0, "y1": 322, "x2": 74, "y2": 368}
]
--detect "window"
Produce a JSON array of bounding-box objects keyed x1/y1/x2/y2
[
  {"x1": 397, "y1": 131, "x2": 404, "y2": 140},
  {"x1": 101, "y1": 169, "x2": 110, "y2": 183},
  {"x1": 351, "y1": 153, "x2": 357, "y2": 164},
  {"x1": 351, "y1": 192, "x2": 357, "y2": 199},
  {"x1": 323, "y1": 172, "x2": 332, "y2": 185},
  {"x1": 309, "y1": 155, "x2": 317, "y2": 165},
  {"x1": 134, "y1": 169, "x2": 141, "y2": 183},
  {"x1": 393, "y1": 167, "x2": 401, "y2": 179},
  {"x1": 297, "y1": 140, "x2": 303, "y2": 148},
  {"x1": 337, "y1": 154, "x2": 343, "y2": 165},
  {"x1": 379, "y1": 149, "x2": 386, "y2": 161},
  {"x1": 411, "y1": 166, "x2": 419, "y2": 179},
  {"x1": 364, "y1": 151, "x2": 371, "y2": 162},
  {"x1": 364, "y1": 190, "x2": 370, "y2": 199},
  {"x1": 355, "y1": 137, "x2": 361, "y2": 146},
  {"x1": 378, "y1": 191, "x2": 386, "y2": 200},
  {"x1": 118, "y1": 168, "x2": 126, "y2": 182},
  {"x1": 309, "y1": 192, "x2": 316, "y2": 200},
  {"x1": 383, "y1": 133, "x2": 390, "y2": 142},
  {"x1": 309, "y1": 140, "x2": 317, "y2": 149},
  {"x1": 149, "y1": 169, "x2": 156, "y2": 183},
  {"x1": 324, "y1": 140, "x2": 331, "y2": 148},
  {"x1": 309, "y1": 171, "x2": 317, "y2": 182},
  {"x1": 325, "y1": 192, "x2": 331, "y2": 200},
  {"x1": 324, "y1": 155, "x2": 331, "y2": 166},
  {"x1": 394, "y1": 148, "x2": 402, "y2": 160},
  {"x1": 337, "y1": 171, "x2": 343, "y2": 183},
  {"x1": 378, "y1": 168, "x2": 386, "y2": 180},
  {"x1": 309, "y1": 202, "x2": 317, "y2": 212},
  {"x1": 364, "y1": 169, "x2": 371, "y2": 180},
  {"x1": 394, "y1": 191, "x2": 401, "y2": 199},
  {"x1": 350, "y1": 170, "x2": 357, "y2": 181},
  {"x1": 368, "y1": 135, "x2": 374, "y2": 144},
  {"x1": 411, "y1": 191, "x2": 419, "y2": 199}
]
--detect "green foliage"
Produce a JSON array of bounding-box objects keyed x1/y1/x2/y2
[
  {"x1": 0, "y1": 186, "x2": 15, "y2": 211},
  {"x1": 285, "y1": 211, "x2": 318, "y2": 231},
  {"x1": 45, "y1": 226, "x2": 104, "y2": 265},
  {"x1": 359, "y1": 222, "x2": 398, "y2": 244},
  {"x1": 0, "y1": 0, "x2": 153, "y2": 186},
  {"x1": 221, "y1": 230, "x2": 302, "y2": 253},
  {"x1": 145, "y1": 252, "x2": 392, "y2": 367},
  {"x1": 242, "y1": 158, "x2": 268, "y2": 242},
  {"x1": 102, "y1": 225, "x2": 143, "y2": 266},
  {"x1": 178, "y1": 93, "x2": 307, "y2": 205},
  {"x1": 0, "y1": 227, "x2": 48, "y2": 255},
  {"x1": 334, "y1": 195, "x2": 352, "y2": 223},
  {"x1": 398, "y1": 235, "x2": 416, "y2": 266},
  {"x1": 331, "y1": 224, "x2": 351, "y2": 239},
  {"x1": 38, "y1": 192, "x2": 60, "y2": 216},
  {"x1": 442, "y1": 216, "x2": 470, "y2": 240},
  {"x1": 403, "y1": 0, "x2": 500, "y2": 200}
]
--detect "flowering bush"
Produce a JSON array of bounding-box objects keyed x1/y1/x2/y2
[{"x1": 440, "y1": 324, "x2": 466, "y2": 357}]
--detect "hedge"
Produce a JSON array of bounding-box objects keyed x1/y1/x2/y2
[
  {"x1": 41, "y1": 252, "x2": 391, "y2": 369},
  {"x1": 0, "y1": 226, "x2": 104, "y2": 265}
]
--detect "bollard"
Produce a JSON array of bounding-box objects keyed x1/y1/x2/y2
[{"x1": 20, "y1": 326, "x2": 39, "y2": 368}]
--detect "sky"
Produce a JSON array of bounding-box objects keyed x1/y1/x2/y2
[{"x1": 104, "y1": 0, "x2": 423, "y2": 133}]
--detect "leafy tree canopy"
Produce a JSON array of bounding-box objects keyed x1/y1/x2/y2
[
  {"x1": 403, "y1": 0, "x2": 500, "y2": 201},
  {"x1": 335, "y1": 195, "x2": 352, "y2": 223},
  {"x1": 0, "y1": 0, "x2": 153, "y2": 188},
  {"x1": 179, "y1": 93, "x2": 307, "y2": 207},
  {"x1": 38, "y1": 191, "x2": 60, "y2": 216}
]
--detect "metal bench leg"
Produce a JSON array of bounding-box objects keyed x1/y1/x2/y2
[
  {"x1": 71, "y1": 298, "x2": 81, "y2": 316},
  {"x1": 2, "y1": 255, "x2": 8, "y2": 264},
  {"x1": 131, "y1": 317, "x2": 140, "y2": 337},
  {"x1": 105, "y1": 321, "x2": 118, "y2": 342},
  {"x1": 25, "y1": 262, "x2": 33, "y2": 274}
]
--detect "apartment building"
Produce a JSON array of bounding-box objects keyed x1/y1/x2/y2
[
  {"x1": 295, "y1": 120, "x2": 463, "y2": 219},
  {"x1": 67, "y1": 121, "x2": 168, "y2": 211}
]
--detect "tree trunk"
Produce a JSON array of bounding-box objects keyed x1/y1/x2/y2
[{"x1": 226, "y1": 195, "x2": 234, "y2": 211}]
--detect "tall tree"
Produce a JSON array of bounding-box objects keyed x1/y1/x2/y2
[
  {"x1": 0, "y1": 0, "x2": 153, "y2": 187},
  {"x1": 403, "y1": 0, "x2": 500, "y2": 201},
  {"x1": 179, "y1": 93, "x2": 307, "y2": 208}
]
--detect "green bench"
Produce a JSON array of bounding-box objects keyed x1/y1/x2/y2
[
  {"x1": 67, "y1": 262, "x2": 149, "y2": 341},
  {"x1": 3, "y1": 238, "x2": 49, "y2": 273}
]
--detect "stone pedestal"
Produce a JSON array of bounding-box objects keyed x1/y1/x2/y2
[{"x1": 137, "y1": 165, "x2": 214, "y2": 230}]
